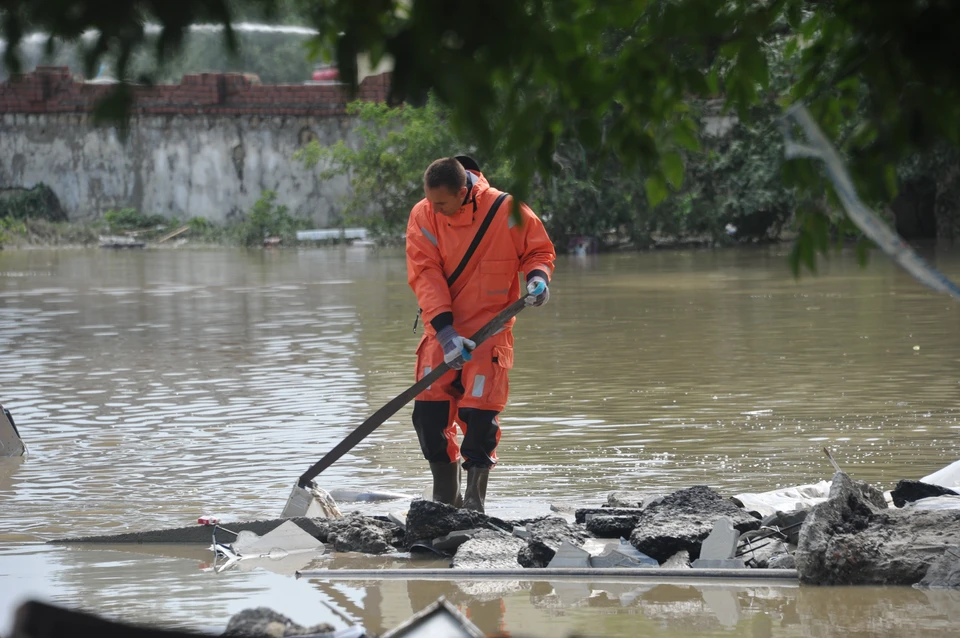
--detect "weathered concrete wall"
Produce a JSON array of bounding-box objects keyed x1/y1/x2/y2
[
  {"x1": 1, "y1": 111, "x2": 353, "y2": 223},
  {"x1": 0, "y1": 67, "x2": 391, "y2": 223}
]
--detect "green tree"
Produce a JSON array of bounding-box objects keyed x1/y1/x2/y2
[
  {"x1": 5, "y1": 0, "x2": 960, "y2": 269},
  {"x1": 296, "y1": 95, "x2": 512, "y2": 236},
  {"x1": 236, "y1": 189, "x2": 311, "y2": 246}
]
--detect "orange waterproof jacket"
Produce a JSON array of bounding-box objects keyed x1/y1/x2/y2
[{"x1": 406, "y1": 170, "x2": 556, "y2": 338}]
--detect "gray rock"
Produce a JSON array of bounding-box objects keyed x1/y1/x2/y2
[
  {"x1": 404, "y1": 499, "x2": 509, "y2": 546},
  {"x1": 433, "y1": 528, "x2": 483, "y2": 551},
  {"x1": 891, "y1": 480, "x2": 960, "y2": 508},
  {"x1": 767, "y1": 553, "x2": 797, "y2": 570},
  {"x1": 512, "y1": 526, "x2": 531, "y2": 539},
  {"x1": 699, "y1": 517, "x2": 738, "y2": 560},
  {"x1": 796, "y1": 471, "x2": 960, "y2": 585},
  {"x1": 317, "y1": 515, "x2": 400, "y2": 554},
  {"x1": 585, "y1": 515, "x2": 639, "y2": 538},
  {"x1": 629, "y1": 486, "x2": 761, "y2": 563},
  {"x1": 452, "y1": 529, "x2": 525, "y2": 569},
  {"x1": 917, "y1": 547, "x2": 960, "y2": 588},
  {"x1": 518, "y1": 517, "x2": 589, "y2": 568},
  {"x1": 224, "y1": 607, "x2": 336, "y2": 637},
  {"x1": 662, "y1": 550, "x2": 691, "y2": 569},
  {"x1": 827, "y1": 470, "x2": 888, "y2": 510},
  {"x1": 575, "y1": 508, "x2": 643, "y2": 524}
]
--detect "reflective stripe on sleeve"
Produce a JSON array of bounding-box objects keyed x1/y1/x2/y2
[{"x1": 421, "y1": 227, "x2": 438, "y2": 246}]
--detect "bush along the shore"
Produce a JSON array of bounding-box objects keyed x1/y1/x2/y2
[
  {"x1": 0, "y1": 190, "x2": 321, "y2": 249},
  {"x1": 0, "y1": 184, "x2": 67, "y2": 222}
]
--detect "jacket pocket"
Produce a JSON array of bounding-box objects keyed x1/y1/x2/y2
[
  {"x1": 480, "y1": 259, "x2": 518, "y2": 305},
  {"x1": 492, "y1": 345, "x2": 514, "y2": 370}
]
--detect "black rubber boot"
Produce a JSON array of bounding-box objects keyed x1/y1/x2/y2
[
  {"x1": 462, "y1": 467, "x2": 490, "y2": 513},
  {"x1": 429, "y1": 461, "x2": 462, "y2": 506}
]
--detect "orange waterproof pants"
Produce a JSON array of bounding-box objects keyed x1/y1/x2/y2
[{"x1": 412, "y1": 330, "x2": 513, "y2": 467}]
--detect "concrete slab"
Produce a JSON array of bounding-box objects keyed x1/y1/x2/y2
[
  {"x1": 233, "y1": 520, "x2": 323, "y2": 556},
  {"x1": 700, "y1": 516, "x2": 738, "y2": 560},
  {"x1": 547, "y1": 541, "x2": 591, "y2": 568},
  {"x1": 51, "y1": 517, "x2": 327, "y2": 544}
]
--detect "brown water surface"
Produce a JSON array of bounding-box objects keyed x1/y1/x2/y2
[{"x1": 1, "y1": 245, "x2": 959, "y2": 636}]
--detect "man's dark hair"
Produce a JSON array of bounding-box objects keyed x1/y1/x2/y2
[{"x1": 424, "y1": 158, "x2": 467, "y2": 192}]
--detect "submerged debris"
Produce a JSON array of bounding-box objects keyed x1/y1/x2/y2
[
  {"x1": 796, "y1": 472, "x2": 960, "y2": 585},
  {"x1": 629, "y1": 486, "x2": 761, "y2": 562},
  {"x1": 224, "y1": 608, "x2": 336, "y2": 637}
]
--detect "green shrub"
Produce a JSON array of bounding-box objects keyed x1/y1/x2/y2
[
  {"x1": 104, "y1": 208, "x2": 167, "y2": 231},
  {"x1": 0, "y1": 184, "x2": 67, "y2": 222},
  {"x1": 236, "y1": 191, "x2": 312, "y2": 247}
]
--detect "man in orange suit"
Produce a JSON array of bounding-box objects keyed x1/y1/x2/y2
[{"x1": 406, "y1": 156, "x2": 555, "y2": 513}]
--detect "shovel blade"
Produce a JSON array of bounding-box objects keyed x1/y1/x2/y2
[{"x1": 281, "y1": 482, "x2": 343, "y2": 519}]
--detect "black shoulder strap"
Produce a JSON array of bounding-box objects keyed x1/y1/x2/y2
[{"x1": 446, "y1": 192, "x2": 510, "y2": 288}]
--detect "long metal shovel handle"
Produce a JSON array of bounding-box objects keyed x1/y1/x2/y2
[{"x1": 296, "y1": 297, "x2": 528, "y2": 487}]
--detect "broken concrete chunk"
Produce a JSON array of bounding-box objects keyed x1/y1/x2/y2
[
  {"x1": 585, "y1": 515, "x2": 639, "y2": 539},
  {"x1": 547, "y1": 541, "x2": 591, "y2": 568},
  {"x1": 517, "y1": 517, "x2": 588, "y2": 568},
  {"x1": 767, "y1": 553, "x2": 797, "y2": 570},
  {"x1": 827, "y1": 470, "x2": 888, "y2": 509},
  {"x1": 699, "y1": 517, "x2": 738, "y2": 560},
  {"x1": 605, "y1": 491, "x2": 647, "y2": 508},
  {"x1": 662, "y1": 550, "x2": 691, "y2": 569},
  {"x1": 314, "y1": 515, "x2": 400, "y2": 554},
  {"x1": 232, "y1": 520, "x2": 322, "y2": 557},
  {"x1": 387, "y1": 511, "x2": 407, "y2": 529},
  {"x1": 405, "y1": 500, "x2": 509, "y2": 547},
  {"x1": 512, "y1": 526, "x2": 531, "y2": 539},
  {"x1": 452, "y1": 530, "x2": 525, "y2": 570},
  {"x1": 917, "y1": 547, "x2": 960, "y2": 588},
  {"x1": 224, "y1": 607, "x2": 335, "y2": 637},
  {"x1": 589, "y1": 539, "x2": 658, "y2": 569},
  {"x1": 629, "y1": 486, "x2": 761, "y2": 563},
  {"x1": 797, "y1": 471, "x2": 960, "y2": 585},
  {"x1": 0, "y1": 405, "x2": 25, "y2": 457}
]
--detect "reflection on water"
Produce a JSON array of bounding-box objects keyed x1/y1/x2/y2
[
  {"x1": 5, "y1": 542, "x2": 960, "y2": 638},
  {"x1": 2, "y1": 246, "x2": 960, "y2": 634}
]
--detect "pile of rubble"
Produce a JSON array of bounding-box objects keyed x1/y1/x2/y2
[{"x1": 291, "y1": 462, "x2": 960, "y2": 587}]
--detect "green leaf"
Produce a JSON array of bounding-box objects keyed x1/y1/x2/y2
[
  {"x1": 786, "y1": 0, "x2": 803, "y2": 29},
  {"x1": 672, "y1": 122, "x2": 700, "y2": 152},
  {"x1": 783, "y1": 37, "x2": 799, "y2": 60},
  {"x1": 645, "y1": 174, "x2": 669, "y2": 208},
  {"x1": 662, "y1": 152, "x2": 684, "y2": 190},
  {"x1": 883, "y1": 163, "x2": 899, "y2": 199}
]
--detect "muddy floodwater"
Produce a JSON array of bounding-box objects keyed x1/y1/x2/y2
[{"x1": 1, "y1": 245, "x2": 959, "y2": 636}]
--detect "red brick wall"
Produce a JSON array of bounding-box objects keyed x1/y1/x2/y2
[{"x1": 0, "y1": 66, "x2": 391, "y2": 116}]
